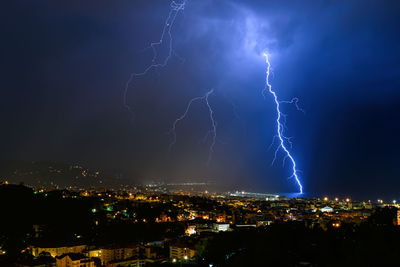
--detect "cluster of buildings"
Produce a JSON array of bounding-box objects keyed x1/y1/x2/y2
[
  {"x1": 21, "y1": 243, "x2": 163, "y2": 267},
  {"x1": 19, "y1": 238, "x2": 206, "y2": 266},
  {"x1": 4, "y1": 183, "x2": 398, "y2": 266}
]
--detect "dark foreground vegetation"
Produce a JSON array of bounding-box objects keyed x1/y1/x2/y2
[{"x1": 195, "y1": 223, "x2": 400, "y2": 266}]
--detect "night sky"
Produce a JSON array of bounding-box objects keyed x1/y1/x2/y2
[{"x1": 2, "y1": 0, "x2": 400, "y2": 199}]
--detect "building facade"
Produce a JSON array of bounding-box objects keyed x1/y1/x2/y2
[
  {"x1": 169, "y1": 244, "x2": 196, "y2": 261},
  {"x1": 56, "y1": 253, "x2": 96, "y2": 267}
]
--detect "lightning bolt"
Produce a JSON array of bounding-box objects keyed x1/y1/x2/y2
[
  {"x1": 204, "y1": 90, "x2": 217, "y2": 165},
  {"x1": 121, "y1": 1, "x2": 302, "y2": 192},
  {"x1": 123, "y1": 0, "x2": 187, "y2": 116},
  {"x1": 123, "y1": 0, "x2": 218, "y2": 164},
  {"x1": 263, "y1": 53, "x2": 303, "y2": 194},
  {"x1": 168, "y1": 89, "x2": 217, "y2": 165}
]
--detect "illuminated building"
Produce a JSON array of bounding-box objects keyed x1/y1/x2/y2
[
  {"x1": 320, "y1": 206, "x2": 334, "y2": 213},
  {"x1": 55, "y1": 253, "x2": 96, "y2": 267},
  {"x1": 31, "y1": 245, "x2": 86, "y2": 258},
  {"x1": 396, "y1": 209, "x2": 400, "y2": 226},
  {"x1": 213, "y1": 223, "x2": 230, "y2": 232},
  {"x1": 107, "y1": 258, "x2": 156, "y2": 267},
  {"x1": 144, "y1": 246, "x2": 158, "y2": 259},
  {"x1": 215, "y1": 215, "x2": 226, "y2": 223},
  {"x1": 97, "y1": 246, "x2": 139, "y2": 265},
  {"x1": 86, "y1": 249, "x2": 102, "y2": 259},
  {"x1": 256, "y1": 220, "x2": 273, "y2": 227},
  {"x1": 169, "y1": 243, "x2": 196, "y2": 261},
  {"x1": 185, "y1": 225, "x2": 196, "y2": 236}
]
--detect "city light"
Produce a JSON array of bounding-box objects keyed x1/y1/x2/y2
[{"x1": 3, "y1": 180, "x2": 398, "y2": 265}]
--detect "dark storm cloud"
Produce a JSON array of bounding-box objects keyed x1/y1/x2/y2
[{"x1": 1, "y1": 0, "x2": 400, "y2": 198}]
